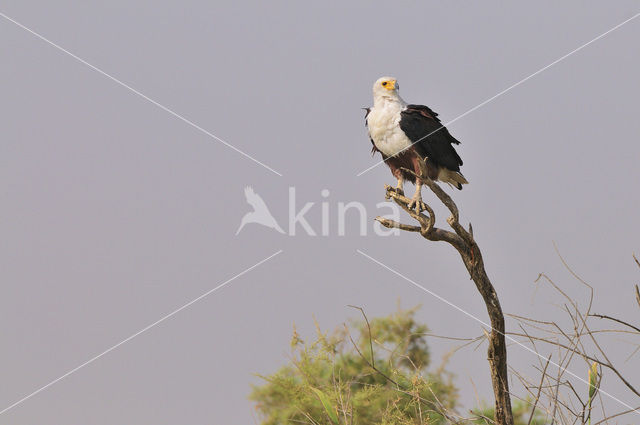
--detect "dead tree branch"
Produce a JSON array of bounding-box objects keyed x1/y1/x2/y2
[
  {"x1": 505, "y1": 255, "x2": 640, "y2": 425},
  {"x1": 375, "y1": 173, "x2": 514, "y2": 425},
  {"x1": 588, "y1": 313, "x2": 640, "y2": 334}
]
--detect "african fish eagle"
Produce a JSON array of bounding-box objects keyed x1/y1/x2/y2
[{"x1": 365, "y1": 76, "x2": 468, "y2": 211}]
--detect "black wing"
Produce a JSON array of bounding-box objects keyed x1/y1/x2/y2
[{"x1": 399, "y1": 104, "x2": 463, "y2": 171}]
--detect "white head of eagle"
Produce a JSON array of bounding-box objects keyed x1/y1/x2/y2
[
  {"x1": 365, "y1": 76, "x2": 468, "y2": 211},
  {"x1": 372, "y1": 76, "x2": 403, "y2": 105}
]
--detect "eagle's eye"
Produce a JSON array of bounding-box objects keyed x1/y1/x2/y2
[{"x1": 382, "y1": 82, "x2": 388, "y2": 86}]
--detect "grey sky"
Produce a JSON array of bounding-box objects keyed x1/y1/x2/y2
[{"x1": 1, "y1": 1, "x2": 639, "y2": 424}]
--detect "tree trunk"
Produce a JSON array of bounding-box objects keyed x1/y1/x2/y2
[
  {"x1": 377, "y1": 180, "x2": 514, "y2": 425},
  {"x1": 462, "y1": 245, "x2": 513, "y2": 425}
]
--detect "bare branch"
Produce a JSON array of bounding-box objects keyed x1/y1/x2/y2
[
  {"x1": 347, "y1": 305, "x2": 375, "y2": 369},
  {"x1": 376, "y1": 178, "x2": 514, "y2": 425},
  {"x1": 588, "y1": 313, "x2": 640, "y2": 334},
  {"x1": 375, "y1": 217, "x2": 421, "y2": 232},
  {"x1": 527, "y1": 354, "x2": 552, "y2": 425},
  {"x1": 342, "y1": 323, "x2": 400, "y2": 388}
]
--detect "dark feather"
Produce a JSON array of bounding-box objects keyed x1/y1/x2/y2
[
  {"x1": 399, "y1": 104, "x2": 463, "y2": 172},
  {"x1": 364, "y1": 107, "x2": 379, "y2": 155},
  {"x1": 363, "y1": 107, "x2": 371, "y2": 121}
]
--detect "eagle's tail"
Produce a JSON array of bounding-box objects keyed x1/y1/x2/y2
[{"x1": 438, "y1": 168, "x2": 469, "y2": 190}]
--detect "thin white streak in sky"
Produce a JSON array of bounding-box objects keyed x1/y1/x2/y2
[
  {"x1": 0, "y1": 11, "x2": 283, "y2": 176},
  {"x1": 0, "y1": 250, "x2": 283, "y2": 416},
  {"x1": 358, "y1": 11, "x2": 640, "y2": 176},
  {"x1": 357, "y1": 249, "x2": 640, "y2": 416}
]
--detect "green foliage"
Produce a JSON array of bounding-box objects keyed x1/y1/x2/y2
[
  {"x1": 588, "y1": 362, "x2": 599, "y2": 400},
  {"x1": 251, "y1": 307, "x2": 550, "y2": 424},
  {"x1": 250, "y1": 307, "x2": 458, "y2": 424},
  {"x1": 587, "y1": 362, "x2": 599, "y2": 425},
  {"x1": 310, "y1": 387, "x2": 340, "y2": 425}
]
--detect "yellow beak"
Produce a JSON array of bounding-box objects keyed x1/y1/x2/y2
[{"x1": 385, "y1": 80, "x2": 396, "y2": 90}]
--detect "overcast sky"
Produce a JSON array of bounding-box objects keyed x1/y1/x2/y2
[{"x1": 2, "y1": 1, "x2": 640, "y2": 424}]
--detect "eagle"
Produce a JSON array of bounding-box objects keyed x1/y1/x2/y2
[{"x1": 365, "y1": 76, "x2": 468, "y2": 211}]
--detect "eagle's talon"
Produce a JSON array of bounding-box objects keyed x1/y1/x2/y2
[
  {"x1": 408, "y1": 197, "x2": 426, "y2": 213},
  {"x1": 392, "y1": 178, "x2": 405, "y2": 197}
]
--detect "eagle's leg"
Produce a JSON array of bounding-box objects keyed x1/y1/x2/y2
[
  {"x1": 394, "y1": 177, "x2": 405, "y2": 196},
  {"x1": 408, "y1": 180, "x2": 427, "y2": 213}
]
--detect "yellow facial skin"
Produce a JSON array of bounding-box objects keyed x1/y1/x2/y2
[{"x1": 381, "y1": 79, "x2": 396, "y2": 90}]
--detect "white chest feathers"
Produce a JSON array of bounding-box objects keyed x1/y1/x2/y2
[{"x1": 367, "y1": 103, "x2": 412, "y2": 157}]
